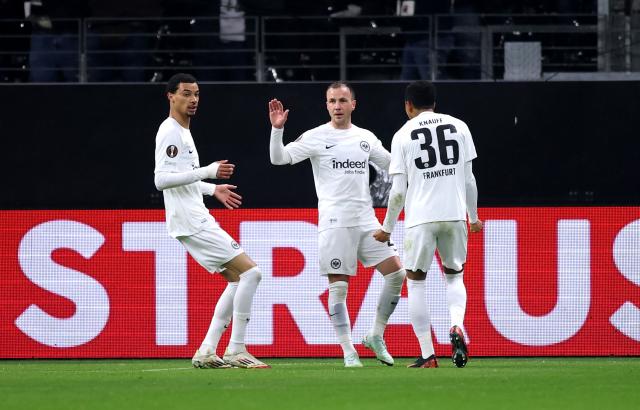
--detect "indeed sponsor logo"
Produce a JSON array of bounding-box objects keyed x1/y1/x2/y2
[{"x1": 331, "y1": 158, "x2": 367, "y2": 169}]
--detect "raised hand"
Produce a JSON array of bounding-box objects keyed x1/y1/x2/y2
[
  {"x1": 269, "y1": 99, "x2": 289, "y2": 129},
  {"x1": 214, "y1": 184, "x2": 242, "y2": 209},
  {"x1": 215, "y1": 160, "x2": 235, "y2": 179}
]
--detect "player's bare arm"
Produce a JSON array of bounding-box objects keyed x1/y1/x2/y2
[
  {"x1": 214, "y1": 184, "x2": 242, "y2": 209},
  {"x1": 268, "y1": 99, "x2": 289, "y2": 129},
  {"x1": 154, "y1": 160, "x2": 235, "y2": 190}
]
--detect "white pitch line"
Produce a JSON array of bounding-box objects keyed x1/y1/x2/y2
[
  {"x1": 2, "y1": 367, "x2": 196, "y2": 374},
  {"x1": 141, "y1": 367, "x2": 193, "y2": 372},
  {"x1": 0, "y1": 361, "x2": 346, "y2": 374}
]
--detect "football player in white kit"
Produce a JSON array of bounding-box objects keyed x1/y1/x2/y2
[
  {"x1": 154, "y1": 73, "x2": 269, "y2": 369},
  {"x1": 268, "y1": 83, "x2": 406, "y2": 367},
  {"x1": 374, "y1": 80, "x2": 483, "y2": 368}
]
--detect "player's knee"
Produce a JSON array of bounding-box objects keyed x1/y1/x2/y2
[
  {"x1": 240, "y1": 266, "x2": 262, "y2": 284},
  {"x1": 385, "y1": 268, "x2": 406, "y2": 280},
  {"x1": 384, "y1": 269, "x2": 406, "y2": 291}
]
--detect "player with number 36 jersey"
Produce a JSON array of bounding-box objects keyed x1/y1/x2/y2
[
  {"x1": 390, "y1": 110, "x2": 477, "y2": 228},
  {"x1": 374, "y1": 81, "x2": 483, "y2": 369}
]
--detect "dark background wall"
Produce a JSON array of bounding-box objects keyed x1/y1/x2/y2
[{"x1": 1, "y1": 81, "x2": 639, "y2": 209}]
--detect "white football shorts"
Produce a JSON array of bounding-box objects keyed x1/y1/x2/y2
[
  {"x1": 404, "y1": 220, "x2": 468, "y2": 273},
  {"x1": 178, "y1": 223, "x2": 244, "y2": 273},
  {"x1": 318, "y1": 225, "x2": 398, "y2": 275}
]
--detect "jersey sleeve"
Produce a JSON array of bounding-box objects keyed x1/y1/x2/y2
[
  {"x1": 154, "y1": 127, "x2": 182, "y2": 173},
  {"x1": 368, "y1": 134, "x2": 391, "y2": 170},
  {"x1": 458, "y1": 121, "x2": 478, "y2": 162},
  {"x1": 388, "y1": 133, "x2": 407, "y2": 175},
  {"x1": 284, "y1": 131, "x2": 317, "y2": 165},
  {"x1": 198, "y1": 181, "x2": 216, "y2": 196}
]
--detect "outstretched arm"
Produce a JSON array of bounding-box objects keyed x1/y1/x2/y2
[
  {"x1": 373, "y1": 173, "x2": 408, "y2": 242},
  {"x1": 269, "y1": 99, "x2": 292, "y2": 165},
  {"x1": 154, "y1": 160, "x2": 234, "y2": 191}
]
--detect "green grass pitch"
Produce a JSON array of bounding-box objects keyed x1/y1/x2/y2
[{"x1": 2, "y1": 358, "x2": 639, "y2": 410}]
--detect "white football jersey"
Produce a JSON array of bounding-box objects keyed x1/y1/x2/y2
[
  {"x1": 285, "y1": 123, "x2": 390, "y2": 231},
  {"x1": 154, "y1": 117, "x2": 215, "y2": 238},
  {"x1": 389, "y1": 111, "x2": 477, "y2": 228}
]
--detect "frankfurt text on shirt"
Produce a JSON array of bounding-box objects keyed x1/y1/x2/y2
[
  {"x1": 419, "y1": 117, "x2": 443, "y2": 126},
  {"x1": 423, "y1": 167, "x2": 455, "y2": 179}
]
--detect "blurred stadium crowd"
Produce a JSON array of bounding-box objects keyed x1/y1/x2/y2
[{"x1": 0, "y1": 0, "x2": 607, "y2": 82}]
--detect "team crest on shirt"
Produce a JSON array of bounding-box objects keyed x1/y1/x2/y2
[
  {"x1": 359, "y1": 141, "x2": 370, "y2": 152},
  {"x1": 231, "y1": 240, "x2": 240, "y2": 250},
  {"x1": 330, "y1": 258, "x2": 341, "y2": 269},
  {"x1": 166, "y1": 145, "x2": 178, "y2": 158}
]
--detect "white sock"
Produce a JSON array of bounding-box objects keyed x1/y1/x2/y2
[
  {"x1": 228, "y1": 267, "x2": 262, "y2": 354},
  {"x1": 328, "y1": 281, "x2": 356, "y2": 356},
  {"x1": 407, "y1": 278, "x2": 434, "y2": 359},
  {"x1": 370, "y1": 269, "x2": 405, "y2": 337},
  {"x1": 199, "y1": 282, "x2": 238, "y2": 355},
  {"x1": 445, "y1": 272, "x2": 467, "y2": 331}
]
